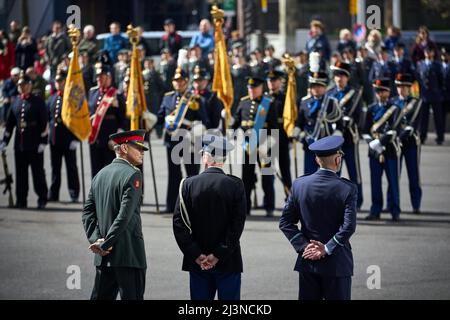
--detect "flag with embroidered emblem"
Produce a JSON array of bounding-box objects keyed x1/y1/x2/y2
[{"x1": 61, "y1": 28, "x2": 92, "y2": 141}]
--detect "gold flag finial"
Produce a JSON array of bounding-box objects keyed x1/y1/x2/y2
[
  {"x1": 282, "y1": 53, "x2": 296, "y2": 75},
  {"x1": 211, "y1": 5, "x2": 224, "y2": 21},
  {"x1": 67, "y1": 27, "x2": 81, "y2": 46},
  {"x1": 126, "y1": 24, "x2": 140, "y2": 46}
]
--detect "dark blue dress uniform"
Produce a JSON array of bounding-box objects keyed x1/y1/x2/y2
[
  {"x1": 88, "y1": 78, "x2": 126, "y2": 178},
  {"x1": 297, "y1": 71, "x2": 341, "y2": 175},
  {"x1": 369, "y1": 57, "x2": 397, "y2": 95},
  {"x1": 443, "y1": 59, "x2": 450, "y2": 130},
  {"x1": 157, "y1": 68, "x2": 209, "y2": 212},
  {"x1": 328, "y1": 62, "x2": 363, "y2": 208},
  {"x1": 305, "y1": 34, "x2": 331, "y2": 69},
  {"x1": 232, "y1": 77, "x2": 278, "y2": 216},
  {"x1": 364, "y1": 79, "x2": 401, "y2": 220},
  {"x1": 2, "y1": 76, "x2": 48, "y2": 208},
  {"x1": 47, "y1": 89, "x2": 80, "y2": 202},
  {"x1": 417, "y1": 57, "x2": 445, "y2": 144},
  {"x1": 82, "y1": 130, "x2": 147, "y2": 300},
  {"x1": 392, "y1": 73, "x2": 423, "y2": 213},
  {"x1": 173, "y1": 135, "x2": 246, "y2": 300},
  {"x1": 279, "y1": 136, "x2": 357, "y2": 300},
  {"x1": 266, "y1": 70, "x2": 292, "y2": 194}
]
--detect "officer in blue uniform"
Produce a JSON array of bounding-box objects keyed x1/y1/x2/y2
[
  {"x1": 328, "y1": 61, "x2": 363, "y2": 209},
  {"x1": 295, "y1": 71, "x2": 341, "y2": 175},
  {"x1": 392, "y1": 73, "x2": 423, "y2": 214},
  {"x1": 417, "y1": 46, "x2": 445, "y2": 145},
  {"x1": 47, "y1": 69, "x2": 80, "y2": 202},
  {"x1": 442, "y1": 49, "x2": 450, "y2": 131},
  {"x1": 157, "y1": 67, "x2": 209, "y2": 213},
  {"x1": 173, "y1": 134, "x2": 246, "y2": 300},
  {"x1": 279, "y1": 135, "x2": 357, "y2": 300},
  {"x1": 192, "y1": 66, "x2": 223, "y2": 130},
  {"x1": 231, "y1": 76, "x2": 278, "y2": 216},
  {"x1": 369, "y1": 47, "x2": 397, "y2": 95},
  {"x1": 392, "y1": 42, "x2": 416, "y2": 83},
  {"x1": 266, "y1": 69, "x2": 292, "y2": 196},
  {"x1": 363, "y1": 78, "x2": 401, "y2": 221},
  {"x1": 88, "y1": 64, "x2": 127, "y2": 178},
  {"x1": 0, "y1": 73, "x2": 48, "y2": 209}
]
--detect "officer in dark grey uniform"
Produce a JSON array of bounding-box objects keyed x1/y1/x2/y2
[
  {"x1": 173, "y1": 134, "x2": 246, "y2": 300},
  {"x1": 280, "y1": 136, "x2": 357, "y2": 300}
]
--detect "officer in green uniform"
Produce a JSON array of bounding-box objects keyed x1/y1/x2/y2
[{"x1": 82, "y1": 129, "x2": 148, "y2": 300}]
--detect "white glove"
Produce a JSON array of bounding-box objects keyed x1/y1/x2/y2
[
  {"x1": 69, "y1": 140, "x2": 79, "y2": 151},
  {"x1": 37, "y1": 143, "x2": 46, "y2": 154},
  {"x1": 333, "y1": 130, "x2": 343, "y2": 137},
  {"x1": 289, "y1": 127, "x2": 301, "y2": 139},
  {"x1": 369, "y1": 139, "x2": 384, "y2": 155},
  {"x1": 142, "y1": 111, "x2": 157, "y2": 132},
  {"x1": 220, "y1": 109, "x2": 235, "y2": 127},
  {"x1": 0, "y1": 141, "x2": 6, "y2": 152}
]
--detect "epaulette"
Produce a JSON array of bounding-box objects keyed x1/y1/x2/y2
[
  {"x1": 240, "y1": 95, "x2": 250, "y2": 101},
  {"x1": 164, "y1": 91, "x2": 175, "y2": 96},
  {"x1": 301, "y1": 95, "x2": 312, "y2": 101}
]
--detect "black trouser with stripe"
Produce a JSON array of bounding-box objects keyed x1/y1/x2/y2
[
  {"x1": 49, "y1": 145, "x2": 80, "y2": 201},
  {"x1": 90, "y1": 266, "x2": 146, "y2": 300},
  {"x1": 14, "y1": 150, "x2": 48, "y2": 207}
]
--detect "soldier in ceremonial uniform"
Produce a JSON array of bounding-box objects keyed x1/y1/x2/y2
[
  {"x1": 363, "y1": 78, "x2": 401, "y2": 221},
  {"x1": 417, "y1": 46, "x2": 445, "y2": 145},
  {"x1": 0, "y1": 73, "x2": 48, "y2": 209},
  {"x1": 82, "y1": 130, "x2": 147, "y2": 300},
  {"x1": 231, "y1": 55, "x2": 251, "y2": 113},
  {"x1": 88, "y1": 64, "x2": 126, "y2": 178},
  {"x1": 192, "y1": 66, "x2": 223, "y2": 130},
  {"x1": 173, "y1": 135, "x2": 246, "y2": 300},
  {"x1": 294, "y1": 71, "x2": 341, "y2": 175},
  {"x1": 231, "y1": 76, "x2": 278, "y2": 216},
  {"x1": 279, "y1": 136, "x2": 357, "y2": 300},
  {"x1": 392, "y1": 73, "x2": 423, "y2": 214},
  {"x1": 266, "y1": 69, "x2": 292, "y2": 195},
  {"x1": 47, "y1": 69, "x2": 80, "y2": 202},
  {"x1": 328, "y1": 61, "x2": 363, "y2": 209},
  {"x1": 157, "y1": 67, "x2": 209, "y2": 213}
]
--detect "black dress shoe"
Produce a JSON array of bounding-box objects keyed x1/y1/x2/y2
[
  {"x1": 37, "y1": 201, "x2": 47, "y2": 210},
  {"x1": 413, "y1": 208, "x2": 421, "y2": 214},
  {"x1": 15, "y1": 202, "x2": 27, "y2": 209},
  {"x1": 365, "y1": 215, "x2": 380, "y2": 221},
  {"x1": 391, "y1": 216, "x2": 401, "y2": 222},
  {"x1": 47, "y1": 196, "x2": 59, "y2": 202},
  {"x1": 265, "y1": 210, "x2": 274, "y2": 217}
]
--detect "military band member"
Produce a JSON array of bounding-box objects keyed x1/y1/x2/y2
[
  {"x1": 279, "y1": 136, "x2": 357, "y2": 300},
  {"x1": 328, "y1": 61, "x2": 364, "y2": 209},
  {"x1": 47, "y1": 69, "x2": 80, "y2": 202},
  {"x1": 192, "y1": 66, "x2": 223, "y2": 130},
  {"x1": 294, "y1": 71, "x2": 341, "y2": 175},
  {"x1": 363, "y1": 78, "x2": 401, "y2": 221},
  {"x1": 173, "y1": 135, "x2": 246, "y2": 300},
  {"x1": 392, "y1": 73, "x2": 423, "y2": 214},
  {"x1": 417, "y1": 46, "x2": 445, "y2": 145},
  {"x1": 82, "y1": 130, "x2": 147, "y2": 300},
  {"x1": 0, "y1": 73, "x2": 48, "y2": 209},
  {"x1": 231, "y1": 76, "x2": 278, "y2": 217},
  {"x1": 157, "y1": 67, "x2": 209, "y2": 213},
  {"x1": 88, "y1": 64, "x2": 127, "y2": 178},
  {"x1": 266, "y1": 69, "x2": 292, "y2": 194}
]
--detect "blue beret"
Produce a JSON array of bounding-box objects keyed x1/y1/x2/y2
[{"x1": 309, "y1": 136, "x2": 344, "y2": 156}]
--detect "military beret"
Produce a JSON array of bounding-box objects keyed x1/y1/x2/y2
[{"x1": 201, "y1": 134, "x2": 234, "y2": 158}]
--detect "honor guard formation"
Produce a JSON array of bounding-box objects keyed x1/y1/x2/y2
[{"x1": 0, "y1": 11, "x2": 449, "y2": 301}]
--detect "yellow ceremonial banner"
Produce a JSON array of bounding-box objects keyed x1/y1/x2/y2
[
  {"x1": 283, "y1": 63, "x2": 298, "y2": 137},
  {"x1": 61, "y1": 44, "x2": 92, "y2": 141},
  {"x1": 126, "y1": 46, "x2": 146, "y2": 130},
  {"x1": 212, "y1": 7, "x2": 234, "y2": 118}
]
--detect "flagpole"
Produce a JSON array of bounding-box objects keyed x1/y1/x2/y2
[
  {"x1": 80, "y1": 141, "x2": 86, "y2": 204},
  {"x1": 293, "y1": 138, "x2": 298, "y2": 178},
  {"x1": 147, "y1": 133, "x2": 160, "y2": 214}
]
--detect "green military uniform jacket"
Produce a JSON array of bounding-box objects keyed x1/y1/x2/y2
[{"x1": 82, "y1": 158, "x2": 146, "y2": 269}]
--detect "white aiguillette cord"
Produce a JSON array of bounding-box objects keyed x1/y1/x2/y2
[{"x1": 179, "y1": 178, "x2": 192, "y2": 234}]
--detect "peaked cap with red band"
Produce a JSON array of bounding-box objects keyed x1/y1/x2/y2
[{"x1": 109, "y1": 129, "x2": 148, "y2": 151}]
